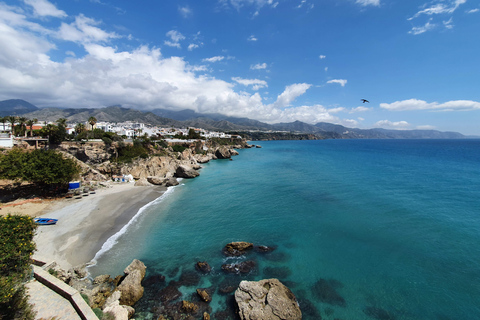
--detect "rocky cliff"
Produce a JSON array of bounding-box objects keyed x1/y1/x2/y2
[{"x1": 55, "y1": 138, "x2": 250, "y2": 186}]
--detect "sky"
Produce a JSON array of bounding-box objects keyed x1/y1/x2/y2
[{"x1": 0, "y1": 0, "x2": 479, "y2": 135}]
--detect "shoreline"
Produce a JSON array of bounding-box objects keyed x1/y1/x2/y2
[{"x1": 32, "y1": 183, "x2": 167, "y2": 270}]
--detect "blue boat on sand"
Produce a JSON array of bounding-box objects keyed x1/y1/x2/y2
[{"x1": 34, "y1": 218, "x2": 58, "y2": 225}]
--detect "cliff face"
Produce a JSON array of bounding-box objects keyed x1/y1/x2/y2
[{"x1": 56, "y1": 138, "x2": 249, "y2": 185}]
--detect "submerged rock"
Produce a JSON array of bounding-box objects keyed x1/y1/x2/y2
[
  {"x1": 195, "y1": 261, "x2": 212, "y2": 274},
  {"x1": 235, "y1": 278, "x2": 302, "y2": 320},
  {"x1": 221, "y1": 260, "x2": 256, "y2": 274},
  {"x1": 311, "y1": 278, "x2": 346, "y2": 307},
  {"x1": 157, "y1": 283, "x2": 182, "y2": 302},
  {"x1": 364, "y1": 306, "x2": 397, "y2": 320}
]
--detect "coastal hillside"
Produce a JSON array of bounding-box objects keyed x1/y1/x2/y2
[{"x1": 1, "y1": 99, "x2": 467, "y2": 139}]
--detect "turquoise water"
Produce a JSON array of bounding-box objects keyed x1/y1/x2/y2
[{"x1": 90, "y1": 139, "x2": 480, "y2": 319}]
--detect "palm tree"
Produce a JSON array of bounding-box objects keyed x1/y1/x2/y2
[
  {"x1": 17, "y1": 116, "x2": 28, "y2": 137},
  {"x1": 88, "y1": 116, "x2": 97, "y2": 131},
  {"x1": 75, "y1": 123, "x2": 86, "y2": 134},
  {"x1": 56, "y1": 118, "x2": 67, "y2": 127},
  {"x1": 7, "y1": 116, "x2": 17, "y2": 136},
  {"x1": 26, "y1": 119, "x2": 37, "y2": 137}
]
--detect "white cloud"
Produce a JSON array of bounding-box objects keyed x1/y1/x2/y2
[
  {"x1": 356, "y1": 0, "x2": 380, "y2": 7},
  {"x1": 179, "y1": 6, "x2": 192, "y2": 18},
  {"x1": 219, "y1": 0, "x2": 279, "y2": 14},
  {"x1": 380, "y1": 99, "x2": 480, "y2": 111},
  {"x1": 248, "y1": 35, "x2": 258, "y2": 41},
  {"x1": 409, "y1": 0, "x2": 467, "y2": 20},
  {"x1": 408, "y1": 19, "x2": 436, "y2": 35},
  {"x1": 324, "y1": 67, "x2": 328, "y2": 72},
  {"x1": 443, "y1": 17, "x2": 454, "y2": 29},
  {"x1": 467, "y1": 8, "x2": 479, "y2": 13},
  {"x1": 417, "y1": 125, "x2": 436, "y2": 130},
  {"x1": 375, "y1": 120, "x2": 411, "y2": 129},
  {"x1": 250, "y1": 62, "x2": 267, "y2": 70},
  {"x1": 164, "y1": 30, "x2": 185, "y2": 48},
  {"x1": 232, "y1": 77, "x2": 268, "y2": 90},
  {"x1": 327, "y1": 79, "x2": 347, "y2": 87},
  {"x1": 0, "y1": 1, "x2": 367, "y2": 127},
  {"x1": 202, "y1": 56, "x2": 225, "y2": 63},
  {"x1": 23, "y1": 0, "x2": 67, "y2": 18},
  {"x1": 319, "y1": 55, "x2": 326, "y2": 59},
  {"x1": 57, "y1": 14, "x2": 119, "y2": 44},
  {"x1": 350, "y1": 106, "x2": 371, "y2": 113},
  {"x1": 273, "y1": 83, "x2": 311, "y2": 108}
]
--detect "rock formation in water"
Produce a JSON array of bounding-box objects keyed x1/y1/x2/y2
[{"x1": 235, "y1": 279, "x2": 302, "y2": 320}]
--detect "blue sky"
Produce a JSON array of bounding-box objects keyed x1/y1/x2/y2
[{"x1": 0, "y1": 0, "x2": 479, "y2": 135}]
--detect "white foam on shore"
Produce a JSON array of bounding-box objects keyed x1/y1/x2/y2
[{"x1": 89, "y1": 186, "x2": 177, "y2": 266}]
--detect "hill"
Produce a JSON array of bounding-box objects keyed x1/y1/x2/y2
[{"x1": 0, "y1": 99, "x2": 39, "y2": 116}]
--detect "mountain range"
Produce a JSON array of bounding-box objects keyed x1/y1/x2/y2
[{"x1": 0, "y1": 99, "x2": 467, "y2": 139}]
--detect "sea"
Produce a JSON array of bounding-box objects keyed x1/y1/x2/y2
[{"x1": 89, "y1": 139, "x2": 480, "y2": 320}]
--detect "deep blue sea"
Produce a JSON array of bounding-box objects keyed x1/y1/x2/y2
[{"x1": 90, "y1": 139, "x2": 480, "y2": 320}]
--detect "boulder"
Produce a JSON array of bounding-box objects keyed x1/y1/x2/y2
[
  {"x1": 165, "y1": 177, "x2": 179, "y2": 187},
  {"x1": 223, "y1": 241, "x2": 254, "y2": 256},
  {"x1": 235, "y1": 279, "x2": 302, "y2": 320},
  {"x1": 116, "y1": 259, "x2": 147, "y2": 306},
  {"x1": 196, "y1": 289, "x2": 211, "y2": 302},
  {"x1": 93, "y1": 274, "x2": 111, "y2": 285},
  {"x1": 194, "y1": 154, "x2": 212, "y2": 163},
  {"x1": 147, "y1": 176, "x2": 165, "y2": 185},
  {"x1": 195, "y1": 261, "x2": 212, "y2": 274},
  {"x1": 175, "y1": 165, "x2": 200, "y2": 178},
  {"x1": 181, "y1": 300, "x2": 199, "y2": 313},
  {"x1": 215, "y1": 147, "x2": 234, "y2": 159},
  {"x1": 134, "y1": 178, "x2": 153, "y2": 186},
  {"x1": 103, "y1": 291, "x2": 133, "y2": 320}
]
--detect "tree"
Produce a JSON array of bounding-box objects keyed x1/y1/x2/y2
[
  {"x1": 39, "y1": 123, "x2": 66, "y2": 144},
  {"x1": 56, "y1": 118, "x2": 67, "y2": 127},
  {"x1": 0, "y1": 215, "x2": 37, "y2": 320},
  {"x1": 7, "y1": 116, "x2": 16, "y2": 136},
  {"x1": 26, "y1": 118, "x2": 37, "y2": 137},
  {"x1": 0, "y1": 149, "x2": 80, "y2": 188},
  {"x1": 75, "y1": 123, "x2": 86, "y2": 134},
  {"x1": 16, "y1": 117, "x2": 28, "y2": 137},
  {"x1": 88, "y1": 116, "x2": 97, "y2": 131}
]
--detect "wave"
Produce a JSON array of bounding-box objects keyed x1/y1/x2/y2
[{"x1": 88, "y1": 185, "x2": 178, "y2": 266}]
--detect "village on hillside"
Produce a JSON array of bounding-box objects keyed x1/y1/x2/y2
[{"x1": 0, "y1": 117, "x2": 240, "y2": 148}]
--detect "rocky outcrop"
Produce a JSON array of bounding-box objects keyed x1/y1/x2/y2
[
  {"x1": 116, "y1": 259, "x2": 147, "y2": 306},
  {"x1": 103, "y1": 291, "x2": 135, "y2": 320},
  {"x1": 215, "y1": 146, "x2": 237, "y2": 159},
  {"x1": 223, "y1": 241, "x2": 254, "y2": 256},
  {"x1": 221, "y1": 260, "x2": 256, "y2": 274},
  {"x1": 175, "y1": 165, "x2": 200, "y2": 178},
  {"x1": 235, "y1": 279, "x2": 302, "y2": 320},
  {"x1": 147, "y1": 176, "x2": 165, "y2": 185},
  {"x1": 134, "y1": 178, "x2": 153, "y2": 186}
]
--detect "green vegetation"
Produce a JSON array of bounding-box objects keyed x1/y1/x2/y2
[
  {"x1": 114, "y1": 141, "x2": 149, "y2": 163},
  {"x1": 171, "y1": 145, "x2": 187, "y2": 153},
  {"x1": 0, "y1": 149, "x2": 80, "y2": 189},
  {"x1": 0, "y1": 215, "x2": 37, "y2": 320}
]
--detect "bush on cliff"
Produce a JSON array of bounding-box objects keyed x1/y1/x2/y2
[
  {"x1": 0, "y1": 215, "x2": 37, "y2": 320},
  {"x1": 0, "y1": 148, "x2": 80, "y2": 189},
  {"x1": 114, "y1": 141, "x2": 149, "y2": 163}
]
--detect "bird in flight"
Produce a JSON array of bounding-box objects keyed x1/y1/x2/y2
[{"x1": 361, "y1": 99, "x2": 370, "y2": 103}]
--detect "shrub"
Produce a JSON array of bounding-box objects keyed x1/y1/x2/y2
[
  {"x1": 172, "y1": 145, "x2": 187, "y2": 153},
  {"x1": 0, "y1": 149, "x2": 81, "y2": 189},
  {"x1": 0, "y1": 215, "x2": 37, "y2": 320}
]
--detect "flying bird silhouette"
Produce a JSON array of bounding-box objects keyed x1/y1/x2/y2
[{"x1": 361, "y1": 99, "x2": 370, "y2": 103}]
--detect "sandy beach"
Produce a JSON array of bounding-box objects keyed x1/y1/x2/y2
[{"x1": 25, "y1": 183, "x2": 167, "y2": 270}]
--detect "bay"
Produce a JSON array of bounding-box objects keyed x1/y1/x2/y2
[{"x1": 90, "y1": 139, "x2": 480, "y2": 319}]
